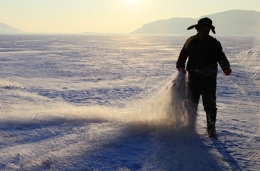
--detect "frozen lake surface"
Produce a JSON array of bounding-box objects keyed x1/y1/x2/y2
[{"x1": 0, "y1": 35, "x2": 259, "y2": 170}]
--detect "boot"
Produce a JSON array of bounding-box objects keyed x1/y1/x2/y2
[{"x1": 206, "y1": 111, "x2": 217, "y2": 138}]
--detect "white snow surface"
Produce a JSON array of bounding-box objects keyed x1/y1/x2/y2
[{"x1": 0, "y1": 35, "x2": 259, "y2": 170}]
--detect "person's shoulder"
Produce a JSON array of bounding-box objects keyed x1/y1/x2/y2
[
  {"x1": 207, "y1": 36, "x2": 223, "y2": 50},
  {"x1": 208, "y1": 35, "x2": 220, "y2": 42},
  {"x1": 208, "y1": 35, "x2": 222, "y2": 45},
  {"x1": 186, "y1": 35, "x2": 197, "y2": 42},
  {"x1": 184, "y1": 35, "x2": 197, "y2": 49}
]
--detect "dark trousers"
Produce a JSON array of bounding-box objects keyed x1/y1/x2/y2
[
  {"x1": 188, "y1": 77, "x2": 217, "y2": 112},
  {"x1": 188, "y1": 74, "x2": 217, "y2": 131}
]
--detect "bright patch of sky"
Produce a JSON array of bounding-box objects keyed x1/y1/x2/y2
[{"x1": 0, "y1": 0, "x2": 260, "y2": 33}]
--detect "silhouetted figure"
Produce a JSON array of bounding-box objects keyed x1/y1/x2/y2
[{"x1": 176, "y1": 18, "x2": 232, "y2": 138}]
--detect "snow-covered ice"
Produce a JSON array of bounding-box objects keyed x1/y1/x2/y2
[{"x1": 0, "y1": 35, "x2": 259, "y2": 170}]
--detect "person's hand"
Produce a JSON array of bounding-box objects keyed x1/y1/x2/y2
[
  {"x1": 178, "y1": 68, "x2": 186, "y2": 74},
  {"x1": 223, "y1": 68, "x2": 232, "y2": 76}
]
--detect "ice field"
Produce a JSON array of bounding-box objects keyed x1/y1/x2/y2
[{"x1": 0, "y1": 35, "x2": 259, "y2": 170}]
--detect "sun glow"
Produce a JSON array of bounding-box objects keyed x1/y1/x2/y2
[{"x1": 124, "y1": 0, "x2": 139, "y2": 4}]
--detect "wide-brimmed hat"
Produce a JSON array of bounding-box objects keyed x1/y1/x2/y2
[{"x1": 187, "y1": 17, "x2": 216, "y2": 34}]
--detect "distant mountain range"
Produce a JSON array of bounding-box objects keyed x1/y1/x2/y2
[
  {"x1": 132, "y1": 10, "x2": 260, "y2": 36},
  {"x1": 2, "y1": 10, "x2": 260, "y2": 36},
  {"x1": 0, "y1": 23, "x2": 21, "y2": 34}
]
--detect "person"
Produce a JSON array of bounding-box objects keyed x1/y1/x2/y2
[{"x1": 176, "y1": 17, "x2": 232, "y2": 138}]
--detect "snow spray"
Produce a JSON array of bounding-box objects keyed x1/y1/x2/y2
[
  {"x1": 113, "y1": 70, "x2": 198, "y2": 131},
  {"x1": 0, "y1": 71, "x2": 197, "y2": 132},
  {"x1": 237, "y1": 46, "x2": 260, "y2": 86},
  {"x1": 162, "y1": 71, "x2": 197, "y2": 131}
]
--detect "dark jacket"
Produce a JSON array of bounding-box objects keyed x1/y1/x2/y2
[{"x1": 176, "y1": 34, "x2": 230, "y2": 79}]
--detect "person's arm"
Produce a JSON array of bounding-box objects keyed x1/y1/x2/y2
[
  {"x1": 176, "y1": 36, "x2": 196, "y2": 72},
  {"x1": 215, "y1": 41, "x2": 232, "y2": 76},
  {"x1": 176, "y1": 37, "x2": 194, "y2": 71},
  {"x1": 176, "y1": 46, "x2": 188, "y2": 71}
]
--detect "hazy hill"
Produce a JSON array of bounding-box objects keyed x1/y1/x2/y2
[
  {"x1": 132, "y1": 10, "x2": 260, "y2": 36},
  {"x1": 0, "y1": 23, "x2": 21, "y2": 34}
]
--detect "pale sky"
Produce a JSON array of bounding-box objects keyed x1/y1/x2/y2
[{"x1": 1, "y1": 0, "x2": 260, "y2": 33}]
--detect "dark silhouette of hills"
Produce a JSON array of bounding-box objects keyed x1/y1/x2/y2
[
  {"x1": 132, "y1": 10, "x2": 260, "y2": 36},
  {"x1": 0, "y1": 23, "x2": 21, "y2": 34}
]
